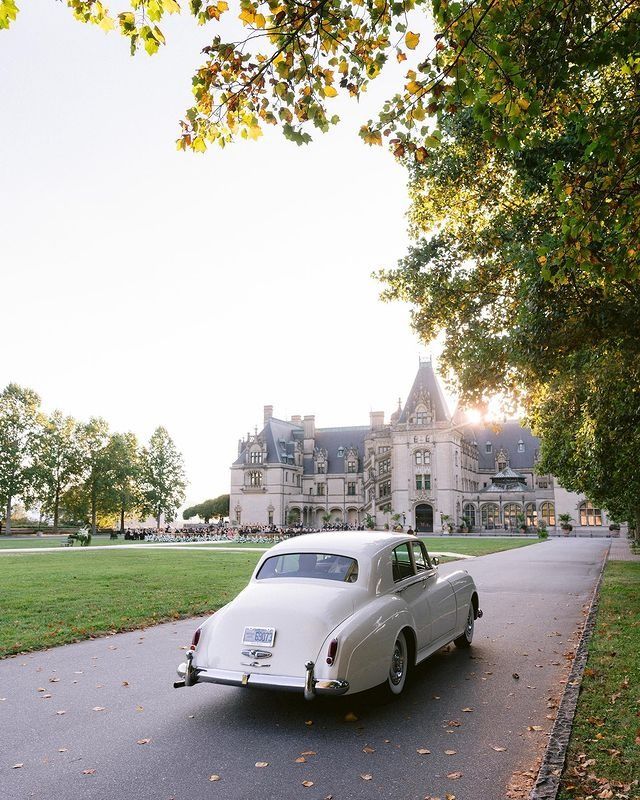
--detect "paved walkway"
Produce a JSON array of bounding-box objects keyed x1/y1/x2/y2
[{"x1": 607, "y1": 536, "x2": 640, "y2": 561}]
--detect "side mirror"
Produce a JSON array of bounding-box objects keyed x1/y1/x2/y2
[{"x1": 431, "y1": 556, "x2": 439, "y2": 566}]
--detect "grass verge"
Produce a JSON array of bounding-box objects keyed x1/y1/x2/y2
[
  {"x1": 420, "y1": 536, "x2": 538, "y2": 556},
  {"x1": 558, "y1": 561, "x2": 640, "y2": 800},
  {"x1": 0, "y1": 549, "x2": 262, "y2": 658}
]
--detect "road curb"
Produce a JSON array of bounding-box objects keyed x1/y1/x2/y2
[{"x1": 529, "y1": 543, "x2": 610, "y2": 800}]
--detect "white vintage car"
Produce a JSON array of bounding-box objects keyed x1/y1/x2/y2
[{"x1": 175, "y1": 531, "x2": 482, "y2": 700}]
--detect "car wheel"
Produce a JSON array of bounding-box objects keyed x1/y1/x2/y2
[
  {"x1": 454, "y1": 604, "x2": 474, "y2": 649},
  {"x1": 382, "y1": 630, "x2": 409, "y2": 697}
]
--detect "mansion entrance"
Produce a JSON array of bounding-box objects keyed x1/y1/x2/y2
[{"x1": 415, "y1": 503, "x2": 434, "y2": 533}]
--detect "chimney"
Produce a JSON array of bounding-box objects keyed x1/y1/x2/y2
[
  {"x1": 264, "y1": 405, "x2": 274, "y2": 425},
  {"x1": 291, "y1": 414, "x2": 302, "y2": 425},
  {"x1": 370, "y1": 411, "x2": 385, "y2": 428},
  {"x1": 303, "y1": 415, "x2": 315, "y2": 439},
  {"x1": 238, "y1": 439, "x2": 243, "y2": 457}
]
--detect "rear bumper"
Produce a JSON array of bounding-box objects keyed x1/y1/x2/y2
[{"x1": 175, "y1": 656, "x2": 349, "y2": 699}]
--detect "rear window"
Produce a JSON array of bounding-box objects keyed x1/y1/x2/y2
[{"x1": 256, "y1": 553, "x2": 359, "y2": 583}]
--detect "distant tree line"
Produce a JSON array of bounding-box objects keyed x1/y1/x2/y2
[
  {"x1": 182, "y1": 495, "x2": 229, "y2": 524},
  {"x1": 0, "y1": 383, "x2": 187, "y2": 535}
]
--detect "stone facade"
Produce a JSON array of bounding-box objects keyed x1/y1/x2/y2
[{"x1": 230, "y1": 359, "x2": 613, "y2": 533}]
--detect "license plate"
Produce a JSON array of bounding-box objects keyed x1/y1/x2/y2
[{"x1": 242, "y1": 626, "x2": 275, "y2": 647}]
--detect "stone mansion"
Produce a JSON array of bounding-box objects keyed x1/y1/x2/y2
[{"x1": 230, "y1": 359, "x2": 611, "y2": 533}]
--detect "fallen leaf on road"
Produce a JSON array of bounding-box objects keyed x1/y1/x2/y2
[
  {"x1": 49, "y1": 677, "x2": 60, "y2": 683},
  {"x1": 56, "y1": 710, "x2": 66, "y2": 716},
  {"x1": 58, "y1": 748, "x2": 68, "y2": 753},
  {"x1": 528, "y1": 726, "x2": 543, "y2": 731},
  {"x1": 37, "y1": 687, "x2": 45, "y2": 692},
  {"x1": 446, "y1": 794, "x2": 456, "y2": 800},
  {"x1": 416, "y1": 748, "x2": 431, "y2": 755},
  {"x1": 362, "y1": 746, "x2": 375, "y2": 754},
  {"x1": 301, "y1": 751, "x2": 316, "y2": 756},
  {"x1": 302, "y1": 781, "x2": 314, "y2": 788},
  {"x1": 462, "y1": 708, "x2": 473, "y2": 712},
  {"x1": 208, "y1": 775, "x2": 221, "y2": 782},
  {"x1": 304, "y1": 720, "x2": 313, "y2": 726},
  {"x1": 255, "y1": 762, "x2": 269, "y2": 768},
  {"x1": 360, "y1": 773, "x2": 372, "y2": 781},
  {"x1": 445, "y1": 750, "x2": 457, "y2": 755},
  {"x1": 295, "y1": 757, "x2": 306, "y2": 763},
  {"x1": 92, "y1": 707, "x2": 106, "y2": 712},
  {"x1": 137, "y1": 739, "x2": 151, "y2": 745},
  {"x1": 82, "y1": 769, "x2": 96, "y2": 775},
  {"x1": 447, "y1": 772, "x2": 463, "y2": 780},
  {"x1": 122, "y1": 681, "x2": 129, "y2": 687},
  {"x1": 447, "y1": 720, "x2": 461, "y2": 727},
  {"x1": 491, "y1": 746, "x2": 506, "y2": 752},
  {"x1": 344, "y1": 712, "x2": 358, "y2": 722},
  {"x1": 136, "y1": 706, "x2": 144, "y2": 712},
  {"x1": 512, "y1": 673, "x2": 520, "y2": 680},
  {"x1": 12, "y1": 763, "x2": 24, "y2": 769}
]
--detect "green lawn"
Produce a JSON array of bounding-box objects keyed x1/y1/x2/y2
[
  {"x1": 419, "y1": 536, "x2": 538, "y2": 556},
  {"x1": 0, "y1": 535, "x2": 540, "y2": 658},
  {"x1": 0, "y1": 535, "x2": 151, "y2": 549},
  {"x1": 0, "y1": 549, "x2": 262, "y2": 658},
  {"x1": 559, "y1": 561, "x2": 640, "y2": 799}
]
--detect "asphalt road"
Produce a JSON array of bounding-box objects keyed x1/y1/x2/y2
[{"x1": 0, "y1": 539, "x2": 608, "y2": 800}]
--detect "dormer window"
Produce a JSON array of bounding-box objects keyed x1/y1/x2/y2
[
  {"x1": 485, "y1": 442, "x2": 492, "y2": 453},
  {"x1": 347, "y1": 460, "x2": 356, "y2": 473},
  {"x1": 250, "y1": 451, "x2": 263, "y2": 464},
  {"x1": 316, "y1": 462, "x2": 326, "y2": 474},
  {"x1": 416, "y1": 411, "x2": 428, "y2": 425},
  {"x1": 337, "y1": 447, "x2": 345, "y2": 458},
  {"x1": 517, "y1": 440, "x2": 525, "y2": 452}
]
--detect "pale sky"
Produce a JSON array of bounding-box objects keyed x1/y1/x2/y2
[{"x1": 0, "y1": 1, "x2": 445, "y2": 510}]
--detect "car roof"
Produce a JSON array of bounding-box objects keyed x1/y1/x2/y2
[{"x1": 266, "y1": 531, "x2": 417, "y2": 560}]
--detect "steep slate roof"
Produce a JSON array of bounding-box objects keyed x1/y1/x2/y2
[
  {"x1": 234, "y1": 419, "x2": 368, "y2": 474},
  {"x1": 313, "y1": 426, "x2": 369, "y2": 474},
  {"x1": 398, "y1": 360, "x2": 450, "y2": 424},
  {"x1": 466, "y1": 421, "x2": 540, "y2": 471},
  {"x1": 233, "y1": 417, "x2": 302, "y2": 466}
]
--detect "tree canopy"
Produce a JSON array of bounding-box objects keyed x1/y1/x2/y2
[{"x1": 183, "y1": 494, "x2": 230, "y2": 522}]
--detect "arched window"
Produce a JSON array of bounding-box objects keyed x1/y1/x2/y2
[
  {"x1": 517, "y1": 439, "x2": 525, "y2": 453},
  {"x1": 579, "y1": 502, "x2": 602, "y2": 526},
  {"x1": 481, "y1": 503, "x2": 499, "y2": 529},
  {"x1": 503, "y1": 503, "x2": 521, "y2": 529},
  {"x1": 248, "y1": 471, "x2": 263, "y2": 487},
  {"x1": 525, "y1": 503, "x2": 537, "y2": 527},
  {"x1": 415, "y1": 451, "x2": 423, "y2": 465},
  {"x1": 463, "y1": 503, "x2": 476, "y2": 528},
  {"x1": 540, "y1": 502, "x2": 555, "y2": 526}
]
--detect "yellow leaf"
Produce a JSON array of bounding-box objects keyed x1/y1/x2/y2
[
  {"x1": 247, "y1": 125, "x2": 263, "y2": 141},
  {"x1": 217, "y1": 0, "x2": 229, "y2": 10},
  {"x1": 405, "y1": 31, "x2": 420, "y2": 50},
  {"x1": 239, "y1": 8, "x2": 255, "y2": 24},
  {"x1": 165, "y1": 0, "x2": 181, "y2": 13},
  {"x1": 397, "y1": 50, "x2": 407, "y2": 63},
  {"x1": 254, "y1": 12, "x2": 266, "y2": 27},
  {"x1": 516, "y1": 96, "x2": 530, "y2": 110},
  {"x1": 192, "y1": 137, "x2": 207, "y2": 152},
  {"x1": 406, "y1": 80, "x2": 423, "y2": 95},
  {"x1": 489, "y1": 92, "x2": 504, "y2": 104},
  {"x1": 324, "y1": 86, "x2": 338, "y2": 97},
  {"x1": 99, "y1": 16, "x2": 115, "y2": 32}
]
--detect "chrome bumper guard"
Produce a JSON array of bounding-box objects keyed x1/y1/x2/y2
[{"x1": 174, "y1": 656, "x2": 349, "y2": 699}]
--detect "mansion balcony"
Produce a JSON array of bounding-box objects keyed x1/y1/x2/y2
[{"x1": 241, "y1": 486, "x2": 267, "y2": 493}]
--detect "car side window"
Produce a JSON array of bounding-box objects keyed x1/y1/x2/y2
[
  {"x1": 392, "y1": 543, "x2": 415, "y2": 582},
  {"x1": 410, "y1": 541, "x2": 431, "y2": 571}
]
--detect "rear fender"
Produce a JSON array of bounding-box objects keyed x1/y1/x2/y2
[{"x1": 315, "y1": 596, "x2": 415, "y2": 695}]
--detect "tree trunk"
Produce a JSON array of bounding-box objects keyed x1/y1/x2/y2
[
  {"x1": 53, "y1": 484, "x2": 60, "y2": 533},
  {"x1": 91, "y1": 486, "x2": 97, "y2": 537},
  {"x1": 5, "y1": 496, "x2": 11, "y2": 536},
  {"x1": 120, "y1": 496, "x2": 125, "y2": 535},
  {"x1": 156, "y1": 511, "x2": 161, "y2": 530}
]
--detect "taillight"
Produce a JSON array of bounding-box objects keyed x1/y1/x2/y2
[
  {"x1": 326, "y1": 638, "x2": 338, "y2": 665},
  {"x1": 190, "y1": 627, "x2": 202, "y2": 651}
]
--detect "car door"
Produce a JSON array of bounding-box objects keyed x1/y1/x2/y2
[
  {"x1": 420, "y1": 542, "x2": 457, "y2": 641},
  {"x1": 391, "y1": 542, "x2": 431, "y2": 649}
]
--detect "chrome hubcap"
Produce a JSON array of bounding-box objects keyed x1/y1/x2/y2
[
  {"x1": 466, "y1": 608, "x2": 474, "y2": 639},
  {"x1": 390, "y1": 640, "x2": 405, "y2": 685}
]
